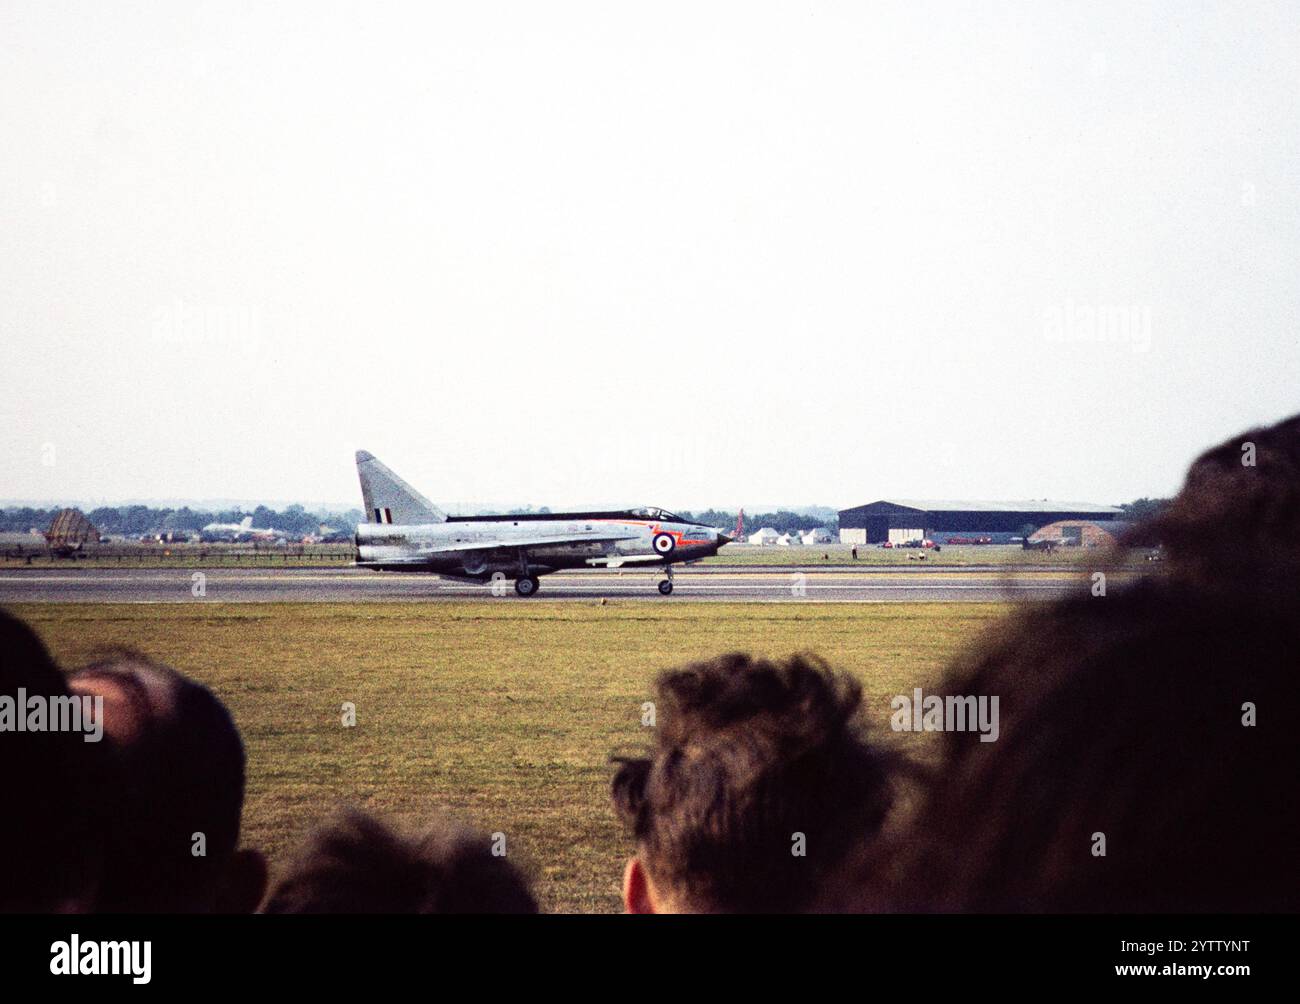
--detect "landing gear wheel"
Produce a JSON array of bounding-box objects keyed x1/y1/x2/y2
[
  {"x1": 515, "y1": 576, "x2": 540, "y2": 597},
  {"x1": 658, "y1": 579, "x2": 674, "y2": 595},
  {"x1": 652, "y1": 532, "x2": 676, "y2": 555}
]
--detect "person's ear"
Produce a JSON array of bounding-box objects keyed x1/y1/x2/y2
[
  {"x1": 623, "y1": 857, "x2": 656, "y2": 914},
  {"x1": 216, "y1": 848, "x2": 268, "y2": 914}
]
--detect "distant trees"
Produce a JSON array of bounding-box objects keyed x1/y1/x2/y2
[
  {"x1": 683, "y1": 508, "x2": 737, "y2": 529},
  {"x1": 161, "y1": 507, "x2": 206, "y2": 533},
  {"x1": 274, "y1": 504, "x2": 324, "y2": 536},
  {"x1": 1, "y1": 501, "x2": 846, "y2": 540},
  {"x1": 0, "y1": 503, "x2": 365, "y2": 538},
  {"x1": 118, "y1": 506, "x2": 156, "y2": 535},
  {"x1": 0, "y1": 507, "x2": 60, "y2": 533},
  {"x1": 1119, "y1": 498, "x2": 1170, "y2": 522},
  {"x1": 679, "y1": 509, "x2": 836, "y2": 536}
]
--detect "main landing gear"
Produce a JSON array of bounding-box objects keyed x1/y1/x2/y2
[
  {"x1": 512, "y1": 546, "x2": 540, "y2": 597},
  {"x1": 658, "y1": 565, "x2": 675, "y2": 596}
]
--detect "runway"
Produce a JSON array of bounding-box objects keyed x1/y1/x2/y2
[{"x1": 0, "y1": 566, "x2": 1112, "y2": 604}]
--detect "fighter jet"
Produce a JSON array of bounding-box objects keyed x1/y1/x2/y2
[
  {"x1": 353, "y1": 450, "x2": 731, "y2": 595},
  {"x1": 199, "y1": 515, "x2": 286, "y2": 543}
]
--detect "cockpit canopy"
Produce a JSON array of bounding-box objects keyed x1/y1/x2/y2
[{"x1": 627, "y1": 506, "x2": 685, "y2": 522}]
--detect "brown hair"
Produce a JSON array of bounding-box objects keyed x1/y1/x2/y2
[
  {"x1": 612, "y1": 652, "x2": 898, "y2": 913},
  {"x1": 263, "y1": 807, "x2": 538, "y2": 914}
]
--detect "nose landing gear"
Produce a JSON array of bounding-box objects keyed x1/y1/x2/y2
[{"x1": 657, "y1": 564, "x2": 675, "y2": 595}]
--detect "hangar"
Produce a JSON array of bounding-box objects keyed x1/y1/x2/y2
[
  {"x1": 1029, "y1": 519, "x2": 1134, "y2": 548},
  {"x1": 837, "y1": 499, "x2": 1124, "y2": 545}
]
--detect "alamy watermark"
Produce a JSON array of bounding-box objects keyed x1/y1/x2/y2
[
  {"x1": 151, "y1": 297, "x2": 263, "y2": 349},
  {"x1": 0, "y1": 691, "x2": 104, "y2": 742},
  {"x1": 50, "y1": 935, "x2": 151, "y2": 984},
  {"x1": 890, "y1": 687, "x2": 999, "y2": 742},
  {"x1": 1043, "y1": 300, "x2": 1151, "y2": 353}
]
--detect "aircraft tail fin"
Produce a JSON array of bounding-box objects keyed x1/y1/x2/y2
[{"x1": 355, "y1": 450, "x2": 445, "y2": 525}]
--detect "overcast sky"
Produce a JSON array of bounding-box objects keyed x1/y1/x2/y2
[{"x1": 2, "y1": 1, "x2": 1296, "y2": 511}]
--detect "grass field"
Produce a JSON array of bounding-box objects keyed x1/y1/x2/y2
[{"x1": 11, "y1": 600, "x2": 1013, "y2": 912}]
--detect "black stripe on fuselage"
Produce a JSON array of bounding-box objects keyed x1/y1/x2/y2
[{"x1": 446, "y1": 511, "x2": 710, "y2": 526}]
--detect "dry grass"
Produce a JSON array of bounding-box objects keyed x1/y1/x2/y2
[{"x1": 11, "y1": 600, "x2": 1011, "y2": 912}]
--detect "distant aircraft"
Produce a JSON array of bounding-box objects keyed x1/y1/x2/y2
[
  {"x1": 353, "y1": 450, "x2": 731, "y2": 595},
  {"x1": 45, "y1": 508, "x2": 100, "y2": 557},
  {"x1": 200, "y1": 515, "x2": 285, "y2": 543}
]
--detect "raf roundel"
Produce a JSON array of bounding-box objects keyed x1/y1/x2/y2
[{"x1": 653, "y1": 532, "x2": 676, "y2": 554}]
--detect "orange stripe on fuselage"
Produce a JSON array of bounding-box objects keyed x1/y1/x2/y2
[{"x1": 586, "y1": 519, "x2": 713, "y2": 547}]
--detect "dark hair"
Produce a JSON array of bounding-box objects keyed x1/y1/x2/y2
[
  {"x1": 866, "y1": 578, "x2": 1299, "y2": 912},
  {"x1": 263, "y1": 807, "x2": 538, "y2": 914},
  {"x1": 1136, "y1": 412, "x2": 1300, "y2": 584},
  {"x1": 611, "y1": 652, "x2": 898, "y2": 912},
  {"x1": 0, "y1": 610, "x2": 103, "y2": 911},
  {"x1": 70, "y1": 653, "x2": 247, "y2": 912},
  {"x1": 856, "y1": 413, "x2": 1300, "y2": 913}
]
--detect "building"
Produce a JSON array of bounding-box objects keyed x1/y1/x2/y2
[
  {"x1": 802, "y1": 527, "x2": 835, "y2": 545},
  {"x1": 747, "y1": 527, "x2": 779, "y2": 546},
  {"x1": 777, "y1": 532, "x2": 803, "y2": 546},
  {"x1": 1029, "y1": 519, "x2": 1133, "y2": 548},
  {"x1": 837, "y1": 499, "x2": 1123, "y2": 545}
]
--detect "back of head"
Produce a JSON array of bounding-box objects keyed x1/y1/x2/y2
[
  {"x1": 70, "y1": 654, "x2": 248, "y2": 912},
  {"x1": 872, "y1": 578, "x2": 1298, "y2": 911},
  {"x1": 263, "y1": 808, "x2": 538, "y2": 914},
  {"x1": 612, "y1": 652, "x2": 897, "y2": 913},
  {"x1": 863, "y1": 413, "x2": 1300, "y2": 913},
  {"x1": 1138, "y1": 412, "x2": 1300, "y2": 584},
  {"x1": 0, "y1": 610, "x2": 101, "y2": 911}
]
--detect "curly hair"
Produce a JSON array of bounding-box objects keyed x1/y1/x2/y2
[{"x1": 612, "y1": 652, "x2": 898, "y2": 912}]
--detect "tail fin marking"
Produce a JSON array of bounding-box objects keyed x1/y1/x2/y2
[{"x1": 355, "y1": 450, "x2": 446, "y2": 525}]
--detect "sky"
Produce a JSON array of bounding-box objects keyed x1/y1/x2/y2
[{"x1": 2, "y1": 1, "x2": 1297, "y2": 512}]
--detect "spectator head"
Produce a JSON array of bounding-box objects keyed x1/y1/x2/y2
[
  {"x1": 0, "y1": 610, "x2": 103, "y2": 912},
  {"x1": 1135, "y1": 412, "x2": 1300, "y2": 583},
  {"x1": 69, "y1": 653, "x2": 265, "y2": 913},
  {"x1": 851, "y1": 416, "x2": 1300, "y2": 913},
  {"x1": 611, "y1": 652, "x2": 898, "y2": 913},
  {"x1": 262, "y1": 807, "x2": 538, "y2": 914},
  {"x1": 860, "y1": 577, "x2": 1299, "y2": 913}
]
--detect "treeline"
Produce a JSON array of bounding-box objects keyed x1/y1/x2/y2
[
  {"x1": 0, "y1": 504, "x2": 365, "y2": 538},
  {"x1": 3, "y1": 503, "x2": 836, "y2": 538},
  {"x1": 679, "y1": 509, "x2": 837, "y2": 535},
  {"x1": 1117, "y1": 498, "x2": 1169, "y2": 521}
]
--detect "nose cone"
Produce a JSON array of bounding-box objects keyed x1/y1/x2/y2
[{"x1": 716, "y1": 531, "x2": 732, "y2": 546}]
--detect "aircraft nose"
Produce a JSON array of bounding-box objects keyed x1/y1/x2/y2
[{"x1": 716, "y1": 532, "x2": 732, "y2": 546}]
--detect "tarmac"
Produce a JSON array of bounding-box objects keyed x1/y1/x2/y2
[{"x1": 0, "y1": 565, "x2": 1109, "y2": 604}]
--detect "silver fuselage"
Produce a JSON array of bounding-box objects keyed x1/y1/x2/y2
[{"x1": 356, "y1": 516, "x2": 726, "y2": 579}]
